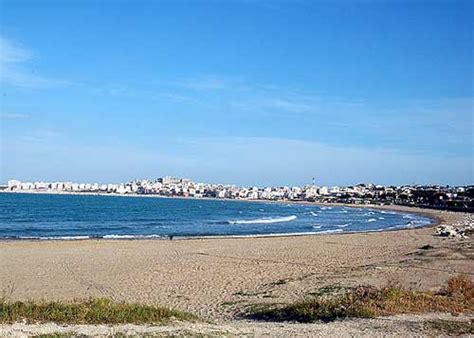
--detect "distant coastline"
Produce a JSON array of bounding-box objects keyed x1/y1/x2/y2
[{"x1": 4, "y1": 177, "x2": 473, "y2": 213}]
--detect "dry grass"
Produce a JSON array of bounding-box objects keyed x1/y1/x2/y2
[
  {"x1": 424, "y1": 319, "x2": 474, "y2": 335},
  {"x1": 33, "y1": 334, "x2": 85, "y2": 338},
  {"x1": 0, "y1": 298, "x2": 197, "y2": 325},
  {"x1": 247, "y1": 274, "x2": 474, "y2": 323},
  {"x1": 446, "y1": 274, "x2": 474, "y2": 300}
]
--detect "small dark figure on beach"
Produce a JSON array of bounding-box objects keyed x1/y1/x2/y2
[{"x1": 169, "y1": 235, "x2": 174, "y2": 241}]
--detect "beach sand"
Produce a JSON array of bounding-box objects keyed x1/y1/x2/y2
[{"x1": 0, "y1": 205, "x2": 473, "y2": 335}]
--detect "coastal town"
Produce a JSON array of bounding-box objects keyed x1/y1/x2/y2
[{"x1": 4, "y1": 177, "x2": 473, "y2": 212}]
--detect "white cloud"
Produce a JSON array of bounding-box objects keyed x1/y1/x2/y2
[{"x1": 0, "y1": 36, "x2": 70, "y2": 88}]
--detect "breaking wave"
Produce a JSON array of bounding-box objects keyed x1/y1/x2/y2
[
  {"x1": 317, "y1": 229, "x2": 343, "y2": 234},
  {"x1": 228, "y1": 215, "x2": 297, "y2": 225},
  {"x1": 103, "y1": 234, "x2": 163, "y2": 239},
  {"x1": 13, "y1": 234, "x2": 165, "y2": 240}
]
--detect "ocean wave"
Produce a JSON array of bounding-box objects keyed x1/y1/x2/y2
[
  {"x1": 19, "y1": 235, "x2": 91, "y2": 240},
  {"x1": 228, "y1": 215, "x2": 297, "y2": 225},
  {"x1": 335, "y1": 223, "x2": 351, "y2": 228},
  {"x1": 197, "y1": 230, "x2": 341, "y2": 238},
  {"x1": 406, "y1": 220, "x2": 426, "y2": 227},
  {"x1": 312, "y1": 225, "x2": 322, "y2": 229},
  {"x1": 310, "y1": 211, "x2": 319, "y2": 216},
  {"x1": 367, "y1": 218, "x2": 377, "y2": 222},
  {"x1": 14, "y1": 234, "x2": 166, "y2": 240},
  {"x1": 385, "y1": 224, "x2": 409, "y2": 230},
  {"x1": 103, "y1": 234, "x2": 163, "y2": 239},
  {"x1": 317, "y1": 229, "x2": 343, "y2": 234}
]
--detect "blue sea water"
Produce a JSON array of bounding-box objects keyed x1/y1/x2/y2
[{"x1": 0, "y1": 193, "x2": 433, "y2": 239}]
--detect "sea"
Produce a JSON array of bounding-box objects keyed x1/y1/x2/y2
[{"x1": 0, "y1": 193, "x2": 433, "y2": 240}]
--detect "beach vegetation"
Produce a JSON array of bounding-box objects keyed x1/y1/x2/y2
[
  {"x1": 33, "y1": 334, "x2": 85, "y2": 338},
  {"x1": 234, "y1": 290, "x2": 268, "y2": 297},
  {"x1": 423, "y1": 319, "x2": 474, "y2": 335},
  {"x1": 0, "y1": 298, "x2": 197, "y2": 324},
  {"x1": 246, "y1": 274, "x2": 474, "y2": 323},
  {"x1": 419, "y1": 244, "x2": 434, "y2": 250},
  {"x1": 271, "y1": 279, "x2": 289, "y2": 286},
  {"x1": 221, "y1": 300, "x2": 244, "y2": 306}
]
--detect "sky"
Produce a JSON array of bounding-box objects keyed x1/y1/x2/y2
[{"x1": 0, "y1": 0, "x2": 473, "y2": 187}]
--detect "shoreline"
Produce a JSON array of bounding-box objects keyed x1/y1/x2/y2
[
  {"x1": 0, "y1": 226, "x2": 431, "y2": 242},
  {"x1": 0, "y1": 191, "x2": 441, "y2": 242}
]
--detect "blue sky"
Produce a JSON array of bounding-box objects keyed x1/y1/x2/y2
[{"x1": 0, "y1": 0, "x2": 472, "y2": 186}]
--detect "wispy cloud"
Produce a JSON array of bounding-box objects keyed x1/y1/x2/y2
[
  {"x1": 42, "y1": 70, "x2": 471, "y2": 159},
  {"x1": 0, "y1": 36, "x2": 71, "y2": 88},
  {"x1": 1, "y1": 137, "x2": 194, "y2": 183},
  {"x1": 92, "y1": 84, "x2": 198, "y2": 104},
  {"x1": 92, "y1": 84, "x2": 141, "y2": 98},
  {"x1": 0, "y1": 113, "x2": 31, "y2": 120},
  {"x1": 0, "y1": 37, "x2": 31, "y2": 63},
  {"x1": 231, "y1": 94, "x2": 321, "y2": 114},
  {"x1": 171, "y1": 75, "x2": 245, "y2": 91},
  {"x1": 168, "y1": 74, "x2": 357, "y2": 115},
  {"x1": 174, "y1": 136, "x2": 473, "y2": 186},
  {"x1": 257, "y1": 98, "x2": 314, "y2": 113},
  {"x1": 7, "y1": 134, "x2": 469, "y2": 186},
  {"x1": 155, "y1": 92, "x2": 197, "y2": 103}
]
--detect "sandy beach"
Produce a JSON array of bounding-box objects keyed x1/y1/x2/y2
[{"x1": 1, "y1": 205, "x2": 473, "y2": 335}]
